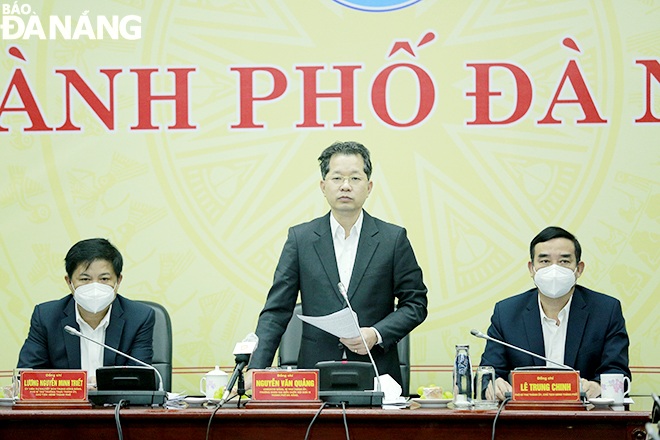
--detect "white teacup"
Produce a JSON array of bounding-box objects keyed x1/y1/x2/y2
[
  {"x1": 200, "y1": 366, "x2": 229, "y2": 400},
  {"x1": 600, "y1": 373, "x2": 630, "y2": 405}
]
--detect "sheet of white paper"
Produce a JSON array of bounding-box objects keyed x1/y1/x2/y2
[
  {"x1": 297, "y1": 307, "x2": 361, "y2": 339},
  {"x1": 377, "y1": 374, "x2": 403, "y2": 403}
]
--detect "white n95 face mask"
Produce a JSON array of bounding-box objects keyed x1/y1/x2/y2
[
  {"x1": 73, "y1": 282, "x2": 116, "y2": 313},
  {"x1": 533, "y1": 264, "x2": 577, "y2": 299}
]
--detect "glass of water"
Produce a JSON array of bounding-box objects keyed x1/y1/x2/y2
[{"x1": 474, "y1": 366, "x2": 498, "y2": 409}]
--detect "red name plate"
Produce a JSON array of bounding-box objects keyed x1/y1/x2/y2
[
  {"x1": 510, "y1": 370, "x2": 580, "y2": 401},
  {"x1": 252, "y1": 369, "x2": 318, "y2": 401},
  {"x1": 20, "y1": 370, "x2": 88, "y2": 401}
]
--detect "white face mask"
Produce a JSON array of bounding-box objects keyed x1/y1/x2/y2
[
  {"x1": 533, "y1": 264, "x2": 577, "y2": 299},
  {"x1": 72, "y1": 282, "x2": 116, "y2": 314}
]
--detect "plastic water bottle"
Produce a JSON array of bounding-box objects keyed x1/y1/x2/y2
[{"x1": 453, "y1": 344, "x2": 473, "y2": 407}]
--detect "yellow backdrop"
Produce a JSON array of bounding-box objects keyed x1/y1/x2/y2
[{"x1": 0, "y1": 0, "x2": 658, "y2": 409}]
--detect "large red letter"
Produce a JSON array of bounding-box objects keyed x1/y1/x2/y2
[
  {"x1": 371, "y1": 63, "x2": 435, "y2": 127},
  {"x1": 0, "y1": 69, "x2": 52, "y2": 132},
  {"x1": 55, "y1": 69, "x2": 122, "y2": 131},
  {"x1": 296, "y1": 65, "x2": 362, "y2": 128},
  {"x1": 538, "y1": 60, "x2": 607, "y2": 124},
  {"x1": 230, "y1": 67, "x2": 287, "y2": 129},
  {"x1": 130, "y1": 67, "x2": 197, "y2": 130},
  {"x1": 635, "y1": 59, "x2": 660, "y2": 123},
  {"x1": 465, "y1": 63, "x2": 532, "y2": 125}
]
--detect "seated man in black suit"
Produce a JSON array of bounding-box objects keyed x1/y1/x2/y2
[
  {"x1": 17, "y1": 238, "x2": 155, "y2": 386},
  {"x1": 479, "y1": 226, "x2": 630, "y2": 400}
]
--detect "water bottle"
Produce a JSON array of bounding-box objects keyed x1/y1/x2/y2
[{"x1": 452, "y1": 344, "x2": 473, "y2": 407}]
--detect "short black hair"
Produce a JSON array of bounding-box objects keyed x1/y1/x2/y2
[
  {"x1": 318, "y1": 141, "x2": 372, "y2": 179},
  {"x1": 65, "y1": 238, "x2": 123, "y2": 278},
  {"x1": 530, "y1": 226, "x2": 582, "y2": 262}
]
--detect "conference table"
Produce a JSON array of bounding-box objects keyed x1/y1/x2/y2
[
  {"x1": 1, "y1": 402, "x2": 650, "y2": 440},
  {"x1": 0, "y1": 406, "x2": 650, "y2": 440}
]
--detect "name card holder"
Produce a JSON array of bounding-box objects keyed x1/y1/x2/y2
[
  {"x1": 507, "y1": 370, "x2": 585, "y2": 411},
  {"x1": 246, "y1": 369, "x2": 321, "y2": 409},
  {"x1": 14, "y1": 370, "x2": 91, "y2": 410}
]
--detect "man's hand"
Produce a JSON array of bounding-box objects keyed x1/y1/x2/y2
[
  {"x1": 242, "y1": 369, "x2": 254, "y2": 392},
  {"x1": 491, "y1": 377, "x2": 512, "y2": 401},
  {"x1": 221, "y1": 368, "x2": 254, "y2": 402},
  {"x1": 87, "y1": 376, "x2": 98, "y2": 391},
  {"x1": 339, "y1": 327, "x2": 377, "y2": 355},
  {"x1": 225, "y1": 368, "x2": 254, "y2": 393},
  {"x1": 580, "y1": 378, "x2": 601, "y2": 399}
]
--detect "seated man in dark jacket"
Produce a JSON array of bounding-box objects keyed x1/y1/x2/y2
[
  {"x1": 479, "y1": 226, "x2": 630, "y2": 400},
  {"x1": 18, "y1": 238, "x2": 155, "y2": 386}
]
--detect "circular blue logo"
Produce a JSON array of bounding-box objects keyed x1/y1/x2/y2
[{"x1": 332, "y1": 0, "x2": 422, "y2": 12}]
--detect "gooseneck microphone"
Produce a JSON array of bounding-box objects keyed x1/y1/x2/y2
[
  {"x1": 338, "y1": 282, "x2": 383, "y2": 393},
  {"x1": 64, "y1": 324, "x2": 165, "y2": 392},
  {"x1": 470, "y1": 328, "x2": 574, "y2": 371},
  {"x1": 220, "y1": 333, "x2": 259, "y2": 405}
]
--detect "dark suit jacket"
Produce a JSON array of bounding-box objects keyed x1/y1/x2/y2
[
  {"x1": 479, "y1": 285, "x2": 631, "y2": 382},
  {"x1": 17, "y1": 294, "x2": 155, "y2": 369},
  {"x1": 249, "y1": 211, "x2": 428, "y2": 386}
]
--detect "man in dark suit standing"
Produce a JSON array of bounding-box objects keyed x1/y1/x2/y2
[
  {"x1": 17, "y1": 238, "x2": 155, "y2": 386},
  {"x1": 479, "y1": 226, "x2": 630, "y2": 400},
  {"x1": 247, "y1": 141, "x2": 428, "y2": 389}
]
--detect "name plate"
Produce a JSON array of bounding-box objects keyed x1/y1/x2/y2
[
  {"x1": 20, "y1": 370, "x2": 88, "y2": 401},
  {"x1": 252, "y1": 369, "x2": 318, "y2": 401},
  {"x1": 510, "y1": 370, "x2": 580, "y2": 401}
]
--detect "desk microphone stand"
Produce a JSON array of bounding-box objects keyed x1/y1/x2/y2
[{"x1": 235, "y1": 371, "x2": 247, "y2": 407}]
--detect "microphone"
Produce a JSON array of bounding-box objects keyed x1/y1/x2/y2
[
  {"x1": 64, "y1": 325, "x2": 165, "y2": 392},
  {"x1": 470, "y1": 328, "x2": 573, "y2": 371},
  {"x1": 338, "y1": 282, "x2": 383, "y2": 393},
  {"x1": 220, "y1": 332, "x2": 259, "y2": 405}
]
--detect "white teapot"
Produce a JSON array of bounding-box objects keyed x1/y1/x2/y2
[{"x1": 200, "y1": 366, "x2": 228, "y2": 400}]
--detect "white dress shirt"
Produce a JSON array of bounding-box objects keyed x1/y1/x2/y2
[
  {"x1": 329, "y1": 211, "x2": 383, "y2": 344},
  {"x1": 75, "y1": 305, "x2": 112, "y2": 382},
  {"x1": 539, "y1": 295, "x2": 572, "y2": 367},
  {"x1": 330, "y1": 211, "x2": 363, "y2": 291}
]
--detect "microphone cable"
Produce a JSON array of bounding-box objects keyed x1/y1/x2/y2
[
  {"x1": 205, "y1": 400, "x2": 222, "y2": 440},
  {"x1": 491, "y1": 397, "x2": 511, "y2": 440},
  {"x1": 227, "y1": 392, "x2": 250, "y2": 408},
  {"x1": 304, "y1": 401, "x2": 331, "y2": 440},
  {"x1": 205, "y1": 386, "x2": 254, "y2": 440},
  {"x1": 340, "y1": 401, "x2": 350, "y2": 440},
  {"x1": 114, "y1": 399, "x2": 129, "y2": 440},
  {"x1": 204, "y1": 392, "x2": 252, "y2": 440}
]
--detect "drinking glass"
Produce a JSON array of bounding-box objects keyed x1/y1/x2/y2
[{"x1": 474, "y1": 366, "x2": 498, "y2": 409}]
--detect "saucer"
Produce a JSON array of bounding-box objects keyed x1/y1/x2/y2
[
  {"x1": 588, "y1": 397, "x2": 614, "y2": 406},
  {"x1": 411, "y1": 398, "x2": 452, "y2": 408},
  {"x1": 183, "y1": 396, "x2": 211, "y2": 406}
]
